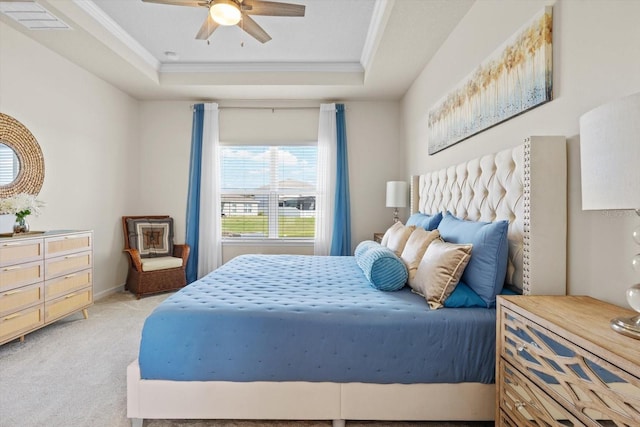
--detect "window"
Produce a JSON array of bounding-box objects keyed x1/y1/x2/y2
[
  {"x1": 0, "y1": 145, "x2": 18, "y2": 185},
  {"x1": 220, "y1": 144, "x2": 317, "y2": 240}
]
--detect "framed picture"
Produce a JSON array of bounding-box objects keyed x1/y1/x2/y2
[{"x1": 428, "y1": 7, "x2": 553, "y2": 154}]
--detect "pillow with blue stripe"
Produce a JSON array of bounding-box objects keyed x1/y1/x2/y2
[
  {"x1": 437, "y1": 212, "x2": 509, "y2": 308},
  {"x1": 406, "y1": 212, "x2": 443, "y2": 231},
  {"x1": 354, "y1": 241, "x2": 408, "y2": 291},
  {"x1": 354, "y1": 240, "x2": 379, "y2": 258}
]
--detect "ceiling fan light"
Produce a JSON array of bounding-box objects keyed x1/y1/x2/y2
[{"x1": 210, "y1": 0, "x2": 241, "y2": 26}]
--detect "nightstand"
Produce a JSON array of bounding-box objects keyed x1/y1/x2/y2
[
  {"x1": 496, "y1": 295, "x2": 640, "y2": 426},
  {"x1": 373, "y1": 232, "x2": 384, "y2": 243}
]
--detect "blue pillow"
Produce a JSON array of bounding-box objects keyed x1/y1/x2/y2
[
  {"x1": 406, "y1": 212, "x2": 443, "y2": 231},
  {"x1": 444, "y1": 282, "x2": 485, "y2": 308},
  {"x1": 445, "y1": 282, "x2": 522, "y2": 308},
  {"x1": 437, "y1": 212, "x2": 509, "y2": 308},
  {"x1": 354, "y1": 240, "x2": 380, "y2": 258},
  {"x1": 354, "y1": 243, "x2": 407, "y2": 291}
]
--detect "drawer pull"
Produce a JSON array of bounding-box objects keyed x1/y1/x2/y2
[
  {"x1": 517, "y1": 343, "x2": 527, "y2": 352},
  {"x1": 2, "y1": 242, "x2": 21, "y2": 247},
  {"x1": 3, "y1": 289, "x2": 22, "y2": 296},
  {"x1": 64, "y1": 274, "x2": 76, "y2": 279},
  {"x1": 515, "y1": 401, "x2": 526, "y2": 410},
  {"x1": 3, "y1": 312, "x2": 22, "y2": 320},
  {"x1": 64, "y1": 255, "x2": 77, "y2": 259},
  {"x1": 3, "y1": 266, "x2": 21, "y2": 271},
  {"x1": 65, "y1": 293, "x2": 76, "y2": 299}
]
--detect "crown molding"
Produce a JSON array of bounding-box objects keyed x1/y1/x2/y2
[
  {"x1": 160, "y1": 62, "x2": 364, "y2": 74},
  {"x1": 72, "y1": 0, "x2": 160, "y2": 71},
  {"x1": 360, "y1": 0, "x2": 395, "y2": 72}
]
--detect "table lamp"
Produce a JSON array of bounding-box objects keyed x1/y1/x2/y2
[
  {"x1": 579, "y1": 91, "x2": 640, "y2": 339},
  {"x1": 386, "y1": 181, "x2": 407, "y2": 224}
]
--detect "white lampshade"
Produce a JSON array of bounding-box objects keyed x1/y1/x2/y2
[
  {"x1": 386, "y1": 181, "x2": 407, "y2": 208},
  {"x1": 210, "y1": 0, "x2": 241, "y2": 26},
  {"x1": 580, "y1": 92, "x2": 640, "y2": 210}
]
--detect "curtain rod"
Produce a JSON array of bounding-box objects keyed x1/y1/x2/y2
[{"x1": 189, "y1": 105, "x2": 323, "y2": 111}]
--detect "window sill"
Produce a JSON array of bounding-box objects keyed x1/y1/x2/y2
[{"x1": 221, "y1": 239, "x2": 314, "y2": 247}]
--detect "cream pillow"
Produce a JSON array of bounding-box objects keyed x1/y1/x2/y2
[
  {"x1": 400, "y1": 228, "x2": 440, "y2": 281},
  {"x1": 410, "y1": 239, "x2": 473, "y2": 309},
  {"x1": 380, "y1": 222, "x2": 416, "y2": 256}
]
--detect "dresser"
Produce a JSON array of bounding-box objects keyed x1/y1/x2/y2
[
  {"x1": 0, "y1": 230, "x2": 93, "y2": 346},
  {"x1": 496, "y1": 295, "x2": 640, "y2": 426}
]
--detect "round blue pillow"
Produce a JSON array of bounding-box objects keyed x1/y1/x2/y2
[{"x1": 354, "y1": 243, "x2": 408, "y2": 291}]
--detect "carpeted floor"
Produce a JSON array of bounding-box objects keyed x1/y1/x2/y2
[{"x1": 0, "y1": 292, "x2": 493, "y2": 427}]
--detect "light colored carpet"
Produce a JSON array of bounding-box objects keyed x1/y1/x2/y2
[{"x1": 0, "y1": 292, "x2": 493, "y2": 427}]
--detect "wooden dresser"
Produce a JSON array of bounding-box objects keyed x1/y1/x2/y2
[
  {"x1": 0, "y1": 230, "x2": 93, "y2": 346},
  {"x1": 496, "y1": 295, "x2": 640, "y2": 426}
]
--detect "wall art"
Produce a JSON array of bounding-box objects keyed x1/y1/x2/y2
[{"x1": 428, "y1": 7, "x2": 553, "y2": 154}]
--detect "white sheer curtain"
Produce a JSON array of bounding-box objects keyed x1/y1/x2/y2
[
  {"x1": 314, "y1": 103, "x2": 337, "y2": 255},
  {"x1": 197, "y1": 103, "x2": 222, "y2": 278}
]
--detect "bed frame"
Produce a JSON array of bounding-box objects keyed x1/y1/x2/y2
[{"x1": 127, "y1": 135, "x2": 567, "y2": 426}]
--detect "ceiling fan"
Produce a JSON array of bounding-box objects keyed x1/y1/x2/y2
[{"x1": 141, "y1": 0, "x2": 305, "y2": 44}]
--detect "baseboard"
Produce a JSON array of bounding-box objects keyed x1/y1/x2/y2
[{"x1": 94, "y1": 283, "x2": 126, "y2": 301}]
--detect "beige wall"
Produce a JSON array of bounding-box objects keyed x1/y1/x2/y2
[
  {"x1": 0, "y1": 22, "x2": 140, "y2": 298},
  {"x1": 0, "y1": 16, "x2": 403, "y2": 297},
  {"x1": 138, "y1": 100, "x2": 402, "y2": 263},
  {"x1": 402, "y1": 0, "x2": 640, "y2": 307}
]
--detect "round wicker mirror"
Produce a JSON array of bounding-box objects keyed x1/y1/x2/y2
[{"x1": 0, "y1": 113, "x2": 44, "y2": 198}]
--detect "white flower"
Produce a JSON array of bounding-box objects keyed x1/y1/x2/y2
[{"x1": 0, "y1": 193, "x2": 45, "y2": 218}]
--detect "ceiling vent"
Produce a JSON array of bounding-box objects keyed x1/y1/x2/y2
[{"x1": 0, "y1": 1, "x2": 70, "y2": 30}]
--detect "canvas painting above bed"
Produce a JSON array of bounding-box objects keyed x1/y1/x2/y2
[{"x1": 428, "y1": 7, "x2": 553, "y2": 154}]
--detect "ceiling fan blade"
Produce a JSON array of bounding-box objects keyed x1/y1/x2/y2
[
  {"x1": 141, "y1": 0, "x2": 206, "y2": 7},
  {"x1": 239, "y1": 13, "x2": 271, "y2": 43},
  {"x1": 196, "y1": 13, "x2": 220, "y2": 40},
  {"x1": 242, "y1": 0, "x2": 305, "y2": 17}
]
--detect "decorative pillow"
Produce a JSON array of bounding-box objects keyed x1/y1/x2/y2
[
  {"x1": 380, "y1": 222, "x2": 416, "y2": 256},
  {"x1": 354, "y1": 240, "x2": 380, "y2": 258},
  {"x1": 437, "y1": 212, "x2": 509, "y2": 308},
  {"x1": 406, "y1": 212, "x2": 443, "y2": 231},
  {"x1": 126, "y1": 218, "x2": 174, "y2": 259},
  {"x1": 354, "y1": 244, "x2": 408, "y2": 291},
  {"x1": 409, "y1": 239, "x2": 472, "y2": 309},
  {"x1": 444, "y1": 282, "x2": 486, "y2": 308},
  {"x1": 400, "y1": 228, "x2": 440, "y2": 281}
]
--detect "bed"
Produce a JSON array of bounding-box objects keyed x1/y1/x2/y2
[{"x1": 127, "y1": 135, "x2": 567, "y2": 426}]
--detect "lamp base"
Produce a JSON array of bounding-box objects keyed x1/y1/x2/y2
[
  {"x1": 610, "y1": 315, "x2": 640, "y2": 339},
  {"x1": 392, "y1": 208, "x2": 400, "y2": 223}
]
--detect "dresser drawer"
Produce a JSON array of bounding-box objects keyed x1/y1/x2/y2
[
  {"x1": 500, "y1": 360, "x2": 584, "y2": 426},
  {"x1": 498, "y1": 410, "x2": 519, "y2": 427},
  {"x1": 0, "y1": 238, "x2": 43, "y2": 267},
  {"x1": 45, "y1": 268, "x2": 91, "y2": 300},
  {"x1": 44, "y1": 288, "x2": 92, "y2": 323},
  {"x1": 500, "y1": 306, "x2": 640, "y2": 426},
  {"x1": 0, "y1": 260, "x2": 44, "y2": 292},
  {"x1": 0, "y1": 283, "x2": 43, "y2": 317},
  {"x1": 45, "y1": 233, "x2": 92, "y2": 258},
  {"x1": 0, "y1": 304, "x2": 44, "y2": 344},
  {"x1": 45, "y1": 251, "x2": 91, "y2": 279}
]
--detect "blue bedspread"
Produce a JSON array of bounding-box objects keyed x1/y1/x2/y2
[{"x1": 139, "y1": 254, "x2": 496, "y2": 384}]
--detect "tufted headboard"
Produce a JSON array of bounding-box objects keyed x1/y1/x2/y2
[{"x1": 410, "y1": 136, "x2": 567, "y2": 295}]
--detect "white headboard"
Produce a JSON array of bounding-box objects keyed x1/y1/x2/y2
[{"x1": 411, "y1": 136, "x2": 567, "y2": 295}]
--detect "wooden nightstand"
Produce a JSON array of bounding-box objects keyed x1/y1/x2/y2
[
  {"x1": 496, "y1": 295, "x2": 640, "y2": 426},
  {"x1": 373, "y1": 232, "x2": 384, "y2": 243}
]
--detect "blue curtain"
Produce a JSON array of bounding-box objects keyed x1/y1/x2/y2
[
  {"x1": 330, "y1": 104, "x2": 351, "y2": 256},
  {"x1": 185, "y1": 104, "x2": 204, "y2": 283}
]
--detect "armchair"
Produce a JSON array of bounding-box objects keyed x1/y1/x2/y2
[{"x1": 122, "y1": 215, "x2": 190, "y2": 299}]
